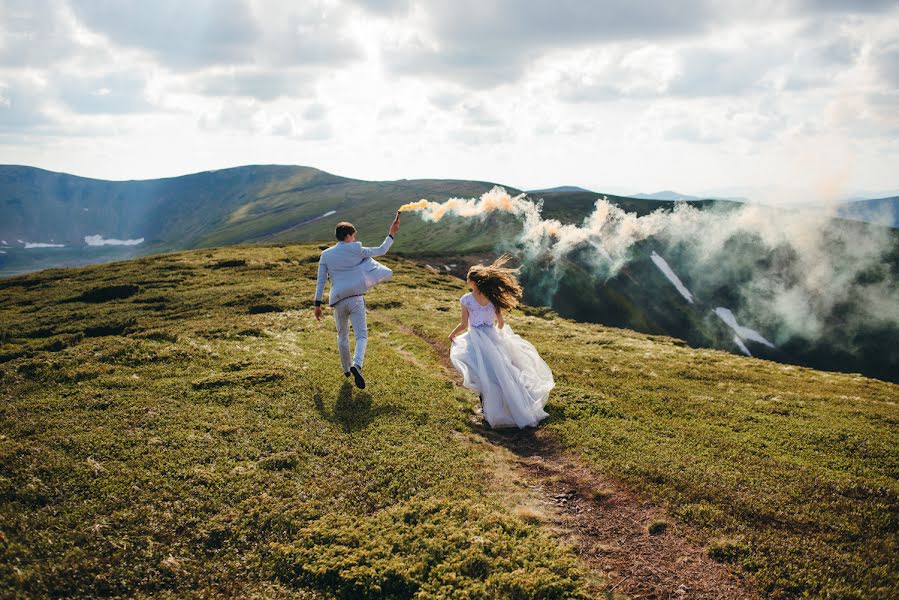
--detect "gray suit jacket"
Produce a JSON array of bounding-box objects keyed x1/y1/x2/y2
[{"x1": 314, "y1": 235, "x2": 394, "y2": 306}]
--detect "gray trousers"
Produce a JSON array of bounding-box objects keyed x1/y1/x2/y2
[{"x1": 333, "y1": 295, "x2": 367, "y2": 372}]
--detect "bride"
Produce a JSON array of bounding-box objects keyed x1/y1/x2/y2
[{"x1": 448, "y1": 255, "x2": 554, "y2": 429}]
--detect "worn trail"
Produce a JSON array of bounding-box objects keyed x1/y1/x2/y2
[{"x1": 373, "y1": 308, "x2": 757, "y2": 599}]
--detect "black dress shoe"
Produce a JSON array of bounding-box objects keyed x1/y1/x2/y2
[
  {"x1": 344, "y1": 371, "x2": 350, "y2": 377},
  {"x1": 350, "y1": 366, "x2": 366, "y2": 389}
]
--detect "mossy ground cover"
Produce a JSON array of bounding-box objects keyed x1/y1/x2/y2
[
  {"x1": 0, "y1": 245, "x2": 590, "y2": 598},
  {"x1": 1, "y1": 242, "x2": 897, "y2": 598}
]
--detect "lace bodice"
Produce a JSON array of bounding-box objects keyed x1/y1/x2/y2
[{"x1": 462, "y1": 292, "x2": 496, "y2": 327}]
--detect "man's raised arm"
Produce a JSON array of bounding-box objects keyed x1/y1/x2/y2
[{"x1": 361, "y1": 211, "x2": 401, "y2": 258}]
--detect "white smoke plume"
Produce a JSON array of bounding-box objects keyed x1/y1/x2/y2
[{"x1": 401, "y1": 187, "x2": 899, "y2": 346}]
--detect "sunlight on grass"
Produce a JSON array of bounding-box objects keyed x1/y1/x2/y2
[{"x1": 1, "y1": 242, "x2": 896, "y2": 597}]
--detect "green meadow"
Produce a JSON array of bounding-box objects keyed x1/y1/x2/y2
[{"x1": 1, "y1": 243, "x2": 896, "y2": 598}]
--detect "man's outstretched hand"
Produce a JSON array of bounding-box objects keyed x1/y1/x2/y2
[
  {"x1": 314, "y1": 306, "x2": 323, "y2": 321},
  {"x1": 390, "y1": 211, "x2": 400, "y2": 237}
]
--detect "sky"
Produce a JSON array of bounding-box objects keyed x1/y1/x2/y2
[{"x1": 1, "y1": 0, "x2": 898, "y2": 203}]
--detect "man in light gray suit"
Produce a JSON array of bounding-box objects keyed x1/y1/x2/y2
[{"x1": 313, "y1": 213, "x2": 401, "y2": 389}]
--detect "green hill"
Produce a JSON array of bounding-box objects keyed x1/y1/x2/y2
[
  {"x1": 1, "y1": 244, "x2": 896, "y2": 597},
  {"x1": 2, "y1": 164, "x2": 713, "y2": 277},
  {"x1": 0, "y1": 164, "x2": 529, "y2": 276}
]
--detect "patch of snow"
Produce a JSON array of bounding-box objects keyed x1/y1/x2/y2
[
  {"x1": 83, "y1": 208, "x2": 89, "y2": 211},
  {"x1": 20, "y1": 240, "x2": 65, "y2": 248},
  {"x1": 1, "y1": 240, "x2": 6, "y2": 245},
  {"x1": 322, "y1": 210, "x2": 336, "y2": 218},
  {"x1": 0, "y1": 250, "x2": 5, "y2": 254},
  {"x1": 84, "y1": 235, "x2": 144, "y2": 246},
  {"x1": 732, "y1": 334, "x2": 752, "y2": 356},
  {"x1": 443, "y1": 265, "x2": 451, "y2": 271},
  {"x1": 650, "y1": 251, "x2": 694, "y2": 303},
  {"x1": 714, "y1": 307, "x2": 775, "y2": 348}
]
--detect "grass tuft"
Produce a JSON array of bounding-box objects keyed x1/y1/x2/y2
[{"x1": 647, "y1": 519, "x2": 669, "y2": 535}]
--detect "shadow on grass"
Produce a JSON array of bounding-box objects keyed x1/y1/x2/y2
[
  {"x1": 464, "y1": 402, "x2": 564, "y2": 462},
  {"x1": 313, "y1": 380, "x2": 406, "y2": 432}
]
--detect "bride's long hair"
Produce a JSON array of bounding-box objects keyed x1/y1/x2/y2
[{"x1": 467, "y1": 254, "x2": 522, "y2": 311}]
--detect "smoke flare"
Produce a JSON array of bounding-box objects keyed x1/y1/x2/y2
[
  {"x1": 398, "y1": 187, "x2": 531, "y2": 221},
  {"x1": 402, "y1": 186, "x2": 899, "y2": 361}
]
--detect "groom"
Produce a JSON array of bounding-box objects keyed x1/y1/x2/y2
[{"x1": 313, "y1": 213, "x2": 401, "y2": 389}]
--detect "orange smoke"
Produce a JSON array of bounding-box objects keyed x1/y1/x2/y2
[
  {"x1": 398, "y1": 199, "x2": 430, "y2": 212},
  {"x1": 397, "y1": 187, "x2": 529, "y2": 222}
]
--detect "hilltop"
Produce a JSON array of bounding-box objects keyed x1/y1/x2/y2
[{"x1": 1, "y1": 244, "x2": 896, "y2": 597}]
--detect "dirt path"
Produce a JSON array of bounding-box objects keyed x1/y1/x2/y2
[{"x1": 373, "y1": 309, "x2": 758, "y2": 599}]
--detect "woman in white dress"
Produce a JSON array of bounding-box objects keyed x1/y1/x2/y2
[{"x1": 448, "y1": 255, "x2": 554, "y2": 429}]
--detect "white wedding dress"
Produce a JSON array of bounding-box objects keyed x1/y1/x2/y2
[{"x1": 450, "y1": 293, "x2": 553, "y2": 429}]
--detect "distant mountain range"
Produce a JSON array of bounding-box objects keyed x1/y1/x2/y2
[
  {"x1": 1, "y1": 163, "x2": 896, "y2": 382},
  {"x1": 632, "y1": 190, "x2": 702, "y2": 201},
  {"x1": 836, "y1": 196, "x2": 899, "y2": 228},
  {"x1": 0, "y1": 165, "x2": 741, "y2": 277}
]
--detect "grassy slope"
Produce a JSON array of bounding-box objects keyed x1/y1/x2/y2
[
  {"x1": 406, "y1": 296, "x2": 899, "y2": 598},
  {"x1": 1, "y1": 243, "x2": 897, "y2": 598},
  {"x1": 0, "y1": 245, "x2": 591, "y2": 598}
]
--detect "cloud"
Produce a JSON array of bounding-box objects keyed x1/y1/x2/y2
[
  {"x1": 428, "y1": 90, "x2": 465, "y2": 111},
  {"x1": 194, "y1": 68, "x2": 313, "y2": 101},
  {"x1": 382, "y1": 0, "x2": 721, "y2": 88},
  {"x1": 799, "y1": 0, "x2": 899, "y2": 13},
  {"x1": 69, "y1": 0, "x2": 362, "y2": 71},
  {"x1": 376, "y1": 103, "x2": 403, "y2": 120},
  {"x1": 0, "y1": 77, "x2": 54, "y2": 131},
  {"x1": 650, "y1": 97, "x2": 788, "y2": 146},
  {"x1": 875, "y1": 45, "x2": 899, "y2": 88},
  {"x1": 303, "y1": 102, "x2": 328, "y2": 120},
  {"x1": 555, "y1": 45, "x2": 676, "y2": 102},
  {"x1": 68, "y1": 0, "x2": 260, "y2": 69},
  {"x1": 197, "y1": 99, "x2": 333, "y2": 139},
  {"x1": 666, "y1": 45, "x2": 784, "y2": 97},
  {"x1": 462, "y1": 102, "x2": 502, "y2": 127},
  {"x1": 0, "y1": 0, "x2": 86, "y2": 68},
  {"x1": 448, "y1": 127, "x2": 513, "y2": 146},
  {"x1": 344, "y1": 0, "x2": 412, "y2": 16},
  {"x1": 58, "y1": 71, "x2": 153, "y2": 114}
]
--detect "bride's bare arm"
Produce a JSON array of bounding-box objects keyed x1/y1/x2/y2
[{"x1": 449, "y1": 305, "x2": 470, "y2": 341}]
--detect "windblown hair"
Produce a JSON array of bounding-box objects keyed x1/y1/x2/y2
[
  {"x1": 335, "y1": 222, "x2": 356, "y2": 241},
  {"x1": 467, "y1": 254, "x2": 522, "y2": 311}
]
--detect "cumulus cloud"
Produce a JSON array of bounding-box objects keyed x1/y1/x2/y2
[
  {"x1": 0, "y1": 0, "x2": 896, "y2": 200},
  {"x1": 69, "y1": 0, "x2": 362, "y2": 72},
  {"x1": 0, "y1": 0, "x2": 86, "y2": 67},
  {"x1": 69, "y1": 0, "x2": 262, "y2": 70},
  {"x1": 381, "y1": 1, "x2": 721, "y2": 87}
]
